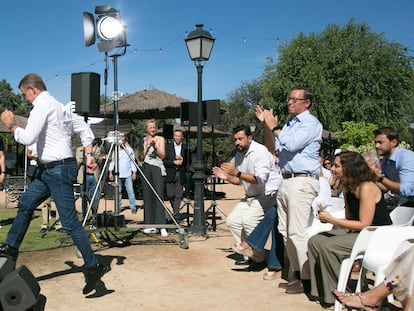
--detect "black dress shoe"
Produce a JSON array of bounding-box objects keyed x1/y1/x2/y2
[
  {"x1": 234, "y1": 258, "x2": 252, "y2": 266},
  {"x1": 247, "y1": 260, "x2": 267, "y2": 272},
  {"x1": 83, "y1": 263, "x2": 109, "y2": 294},
  {"x1": 0, "y1": 244, "x2": 18, "y2": 262}
]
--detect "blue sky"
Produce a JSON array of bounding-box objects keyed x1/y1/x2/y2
[{"x1": 2, "y1": 0, "x2": 414, "y2": 105}]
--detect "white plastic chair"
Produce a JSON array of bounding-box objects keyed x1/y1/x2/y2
[
  {"x1": 309, "y1": 197, "x2": 345, "y2": 237},
  {"x1": 334, "y1": 227, "x2": 378, "y2": 311},
  {"x1": 357, "y1": 226, "x2": 414, "y2": 303},
  {"x1": 389, "y1": 205, "x2": 414, "y2": 226}
]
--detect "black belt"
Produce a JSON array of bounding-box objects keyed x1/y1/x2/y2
[
  {"x1": 86, "y1": 172, "x2": 95, "y2": 176},
  {"x1": 282, "y1": 173, "x2": 319, "y2": 180},
  {"x1": 38, "y1": 157, "x2": 76, "y2": 170}
]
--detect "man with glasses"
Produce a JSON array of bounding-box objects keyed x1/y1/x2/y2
[{"x1": 256, "y1": 87, "x2": 322, "y2": 294}]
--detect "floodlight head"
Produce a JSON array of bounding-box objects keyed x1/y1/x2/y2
[
  {"x1": 185, "y1": 24, "x2": 215, "y2": 62},
  {"x1": 82, "y1": 6, "x2": 127, "y2": 53}
]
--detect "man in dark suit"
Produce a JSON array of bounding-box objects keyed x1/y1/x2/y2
[{"x1": 164, "y1": 129, "x2": 188, "y2": 222}]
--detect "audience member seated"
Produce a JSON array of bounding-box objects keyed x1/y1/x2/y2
[
  {"x1": 307, "y1": 151, "x2": 392, "y2": 308},
  {"x1": 333, "y1": 244, "x2": 414, "y2": 311},
  {"x1": 373, "y1": 127, "x2": 414, "y2": 208}
]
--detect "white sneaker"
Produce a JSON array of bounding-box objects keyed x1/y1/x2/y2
[
  {"x1": 160, "y1": 228, "x2": 168, "y2": 237},
  {"x1": 143, "y1": 228, "x2": 157, "y2": 234}
]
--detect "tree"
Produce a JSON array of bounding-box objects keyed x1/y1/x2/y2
[
  {"x1": 260, "y1": 19, "x2": 414, "y2": 133},
  {"x1": 0, "y1": 79, "x2": 29, "y2": 116}
]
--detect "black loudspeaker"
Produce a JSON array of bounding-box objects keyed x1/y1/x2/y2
[
  {"x1": 180, "y1": 100, "x2": 220, "y2": 126},
  {"x1": 0, "y1": 265, "x2": 40, "y2": 311},
  {"x1": 0, "y1": 258, "x2": 15, "y2": 281},
  {"x1": 205, "y1": 100, "x2": 220, "y2": 125},
  {"x1": 163, "y1": 124, "x2": 174, "y2": 139},
  {"x1": 71, "y1": 72, "x2": 101, "y2": 115},
  {"x1": 180, "y1": 102, "x2": 205, "y2": 126}
]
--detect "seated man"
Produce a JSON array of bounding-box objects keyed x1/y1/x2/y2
[
  {"x1": 373, "y1": 127, "x2": 414, "y2": 208},
  {"x1": 213, "y1": 125, "x2": 282, "y2": 268}
]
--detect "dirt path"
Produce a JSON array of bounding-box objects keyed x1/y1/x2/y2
[{"x1": 9, "y1": 183, "x2": 324, "y2": 311}]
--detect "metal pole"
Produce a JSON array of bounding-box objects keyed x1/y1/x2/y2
[
  {"x1": 112, "y1": 55, "x2": 120, "y2": 216},
  {"x1": 190, "y1": 63, "x2": 206, "y2": 235}
]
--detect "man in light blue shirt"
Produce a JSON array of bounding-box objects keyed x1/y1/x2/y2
[
  {"x1": 373, "y1": 127, "x2": 414, "y2": 206},
  {"x1": 109, "y1": 135, "x2": 137, "y2": 213},
  {"x1": 256, "y1": 87, "x2": 322, "y2": 294}
]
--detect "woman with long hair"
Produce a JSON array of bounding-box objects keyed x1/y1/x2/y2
[{"x1": 307, "y1": 151, "x2": 392, "y2": 308}]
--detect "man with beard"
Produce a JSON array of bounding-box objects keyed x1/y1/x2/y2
[
  {"x1": 373, "y1": 127, "x2": 414, "y2": 207},
  {"x1": 212, "y1": 125, "x2": 281, "y2": 268}
]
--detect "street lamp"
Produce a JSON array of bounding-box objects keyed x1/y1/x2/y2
[
  {"x1": 83, "y1": 6, "x2": 127, "y2": 223},
  {"x1": 185, "y1": 24, "x2": 215, "y2": 235}
]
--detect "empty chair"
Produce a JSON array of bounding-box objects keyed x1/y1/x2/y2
[
  {"x1": 334, "y1": 227, "x2": 379, "y2": 311},
  {"x1": 357, "y1": 226, "x2": 414, "y2": 303},
  {"x1": 389, "y1": 205, "x2": 414, "y2": 226}
]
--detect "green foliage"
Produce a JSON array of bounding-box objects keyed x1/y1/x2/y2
[
  {"x1": 335, "y1": 121, "x2": 378, "y2": 149},
  {"x1": 0, "y1": 79, "x2": 29, "y2": 116},
  {"x1": 260, "y1": 19, "x2": 414, "y2": 133}
]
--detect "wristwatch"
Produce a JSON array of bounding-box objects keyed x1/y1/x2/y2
[{"x1": 236, "y1": 171, "x2": 242, "y2": 178}]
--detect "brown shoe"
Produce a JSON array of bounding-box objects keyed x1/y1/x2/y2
[
  {"x1": 285, "y1": 279, "x2": 304, "y2": 294},
  {"x1": 278, "y1": 278, "x2": 298, "y2": 289}
]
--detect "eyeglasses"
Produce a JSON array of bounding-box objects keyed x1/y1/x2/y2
[{"x1": 287, "y1": 97, "x2": 305, "y2": 103}]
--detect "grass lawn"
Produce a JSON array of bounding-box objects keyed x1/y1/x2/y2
[{"x1": 0, "y1": 208, "x2": 74, "y2": 252}]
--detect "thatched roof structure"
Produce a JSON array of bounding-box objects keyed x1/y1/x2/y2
[
  {"x1": 99, "y1": 88, "x2": 190, "y2": 120},
  {"x1": 0, "y1": 115, "x2": 28, "y2": 133}
]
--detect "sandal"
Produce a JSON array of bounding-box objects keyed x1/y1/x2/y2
[
  {"x1": 263, "y1": 270, "x2": 277, "y2": 280},
  {"x1": 331, "y1": 290, "x2": 380, "y2": 310}
]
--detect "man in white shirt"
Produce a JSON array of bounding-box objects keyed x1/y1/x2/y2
[
  {"x1": 0, "y1": 73, "x2": 108, "y2": 295},
  {"x1": 213, "y1": 125, "x2": 282, "y2": 267}
]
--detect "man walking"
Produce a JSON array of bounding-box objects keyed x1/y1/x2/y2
[{"x1": 0, "y1": 73, "x2": 108, "y2": 295}]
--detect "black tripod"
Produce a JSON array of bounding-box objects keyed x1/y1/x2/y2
[
  {"x1": 180, "y1": 121, "x2": 193, "y2": 226},
  {"x1": 205, "y1": 124, "x2": 227, "y2": 231}
]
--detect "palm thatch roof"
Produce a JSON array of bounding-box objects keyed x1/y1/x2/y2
[
  {"x1": 99, "y1": 88, "x2": 190, "y2": 120},
  {"x1": 0, "y1": 115, "x2": 28, "y2": 133}
]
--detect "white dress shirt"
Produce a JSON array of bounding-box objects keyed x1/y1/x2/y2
[{"x1": 14, "y1": 94, "x2": 94, "y2": 164}]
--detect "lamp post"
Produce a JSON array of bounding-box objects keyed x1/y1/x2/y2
[{"x1": 185, "y1": 24, "x2": 215, "y2": 235}]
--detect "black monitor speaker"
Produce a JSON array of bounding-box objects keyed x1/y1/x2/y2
[
  {"x1": 71, "y1": 72, "x2": 101, "y2": 115},
  {"x1": 0, "y1": 265, "x2": 40, "y2": 311}
]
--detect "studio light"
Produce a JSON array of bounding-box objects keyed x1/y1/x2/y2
[
  {"x1": 83, "y1": 5, "x2": 126, "y2": 53},
  {"x1": 81, "y1": 5, "x2": 128, "y2": 220},
  {"x1": 185, "y1": 24, "x2": 215, "y2": 236}
]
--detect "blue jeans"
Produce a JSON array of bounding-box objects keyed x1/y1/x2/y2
[
  {"x1": 81, "y1": 174, "x2": 100, "y2": 219},
  {"x1": 119, "y1": 176, "x2": 136, "y2": 211},
  {"x1": 6, "y1": 160, "x2": 98, "y2": 268},
  {"x1": 246, "y1": 207, "x2": 283, "y2": 270}
]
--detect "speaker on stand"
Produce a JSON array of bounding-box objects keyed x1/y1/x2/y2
[
  {"x1": 71, "y1": 72, "x2": 101, "y2": 116},
  {"x1": 204, "y1": 100, "x2": 227, "y2": 231}
]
